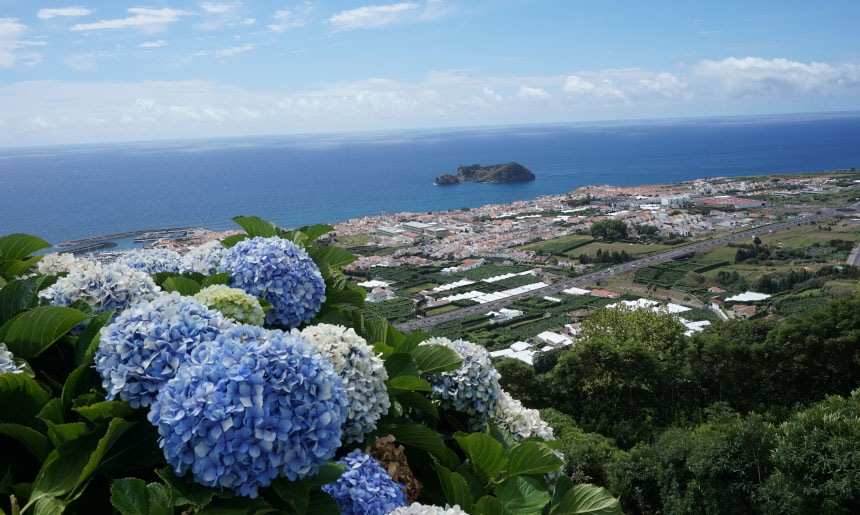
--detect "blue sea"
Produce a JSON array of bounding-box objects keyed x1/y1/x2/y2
[{"x1": 2, "y1": 112, "x2": 860, "y2": 248}]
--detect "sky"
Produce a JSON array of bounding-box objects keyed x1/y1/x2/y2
[{"x1": 1, "y1": 0, "x2": 859, "y2": 146}]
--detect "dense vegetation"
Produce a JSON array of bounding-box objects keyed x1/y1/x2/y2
[{"x1": 499, "y1": 293, "x2": 860, "y2": 513}]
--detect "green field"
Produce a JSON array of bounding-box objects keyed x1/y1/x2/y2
[
  {"x1": 571, "y1": 241, "x2": 673, "y2": 258},
  {"x1": 426, "y1": 305, "x2": 459, "y2": 316}
]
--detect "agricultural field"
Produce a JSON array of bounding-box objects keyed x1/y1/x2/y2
[
  {"x1": 454, "y1": 264, "x2": 533, "y2": 280},
  {"x1": 571, "y1": 241, "x2": 675, "y2": 259},
  {"x1": 361, "y1": 297, "x2": 414, "y2": 321},
  {"x1": 518, "y1": 234, "x2": 594, "y2": 255}
]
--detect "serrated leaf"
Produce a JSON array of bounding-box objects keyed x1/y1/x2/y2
[
  {"x1": 73, "y1": 401, "x2": 135, "y2": 423},
  {"x1": 161, "y1": 277, "x2": 201, "y2": 296},
  {"x1": 385, "y1": 376, "x2": 432, "y2": 391},
  {"x1": 0, "y1": 373, "x2": 51, "y2": 428},
  {"x1": 0, "y1": 276, "x2": 40, "y2": 324},
  {"x1": 0, "y1": 422, "x2": 50, "y2": 461},
  {"x1": 494, "y1": 476, "x2": 550, "y2": 515},
  {"x1": 412, "y1": 344, "x2": 462, "y2": 375},
  {"x1": 0, "y1": 256, "x2": 42, "y2": 280},
  {"x1": 298, "y1": 224, "x2": 334, "y2": 245},
  {"x1": 146, "y1": 483, "x2": 171, "y2": 515},
  {"x1": 393, "y1": 331, "x2": 428, "y2": 354},
  {"x1": 155, "y1": 468, "x2": 215, "y2": 509},
  {"x1": 201, "y1": 273, "x2": 230, "y2": 287},
  {"x1": 324, "y1": 285, "x2": 365, "y2": 308},
  {"x1": 62, "y1": 364, "x2": 98, "y2": 409},
  {"x1": 32, "y1": 427, "x2": 104, "y2": 501},
  {"x1": 309, "y1": 246, "x2": 354, "y2": 269},
  {"x1": 384, "y1": 353, "x2": 419, "y2": 378},
  {"x1": 111, "y1": 478, "x2": 148, "y2": 515},
  {"x1": 0, "y1": 306, "x2": 88, "y2": 359},
  {"x1": 0, "y1": 233, "x2": 51, "y2": 261},
  {"x1": 489, "y1": 425, "x2": 517, "y2": 451},
  {"x1": 505, "y1": 442, "x2": 564, "y2": 477},
  {"x1": 474, "y1": 496, "x2": 505, "y2": 515},
  {"x1": 232, "y1": 216, "x2": 277, "y2": 238},
  {"x1": 455, "y1": 433, "x2": 507, "y2": 484},
  {"x1": 550, "y1": 484, "x2": 622, "y2": 515},
  {"x1": 551, "y1": 476, "x2": 574, "y2": 508},
  {"x1": 70, "y1": 418, "x2": 135, "y2": 496},
  {"x1": 436, "y1": 464, "x2": 473, "y2": 512},
  {"x1": 45, "y1": 422, "x2": 88, "y2": 448}
]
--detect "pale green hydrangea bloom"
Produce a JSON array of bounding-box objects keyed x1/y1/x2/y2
[{"x1": 194, "y1": 284, "x2": 265, "y2": 326}]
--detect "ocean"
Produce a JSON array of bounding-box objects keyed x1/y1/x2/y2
[{"x1": 2, "y1": 112, "x2": 860, "y2": 248}]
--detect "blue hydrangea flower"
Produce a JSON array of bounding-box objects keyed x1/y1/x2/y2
[
  {"x1": 322, "y1": 450, "x2": 407, "y2": 515},
  {"x1": 148, "y1": 324, "x2": 348, "y2": 498},
  {"x1": 117, "y1": 248, "x2": 183, "y2": 274},
  {"x1": 194, "y1": 285, "x2": 265, "y2": 326},
  {"x1": 424, "y1": 337, "x2": 501, "y2": 431},
  {"x1": 180, "y1": 241, "x2": 226, "y2": 275},
  {"x1": 218, "y1": 237, "x2": 326, "y2": 328},
  {"x1": 39, "y1": 260, "x2": 160, "y2": 315},
  {"x1": 293, "y1": 324, "x2": 390, "y2": 443},
  {"x1": 0, "y1": 343, "x2": 26, "y2": 375},
  {"x1": 95, "y1": 292, "x2": 232, "y2": 408}
]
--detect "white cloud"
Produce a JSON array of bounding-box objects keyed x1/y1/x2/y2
[
  {"x1": 65, "y1": 49, "x2": 118, "y2": 71},
  {"x1": 240, "y1": 18, "x2": 255, "y2": 25},
  {"x1": 0, "y1": 18, "x2": 45, "y2": 68},
  {"x1": 71, "y1": 8, "x2": 190, "y2": 34},
  {"x1": 267, "y1": 9, "x2": 306, "y2": 32},
  {"x1": 215, "y1": 44, "x2": 254, "y2": 57},
  {"x1": 327, "y1": 2, "x2": 421, "y2": 31},
  {"x1": 693, "y1": 57, "x2": 860, "y2": 99},
  {"x1": 139, "y1": 40, "x2": 167, "y2": 48},
  {"x1": 199, "y1": 2, "x2": 239, "y2": 14},
  {"x1": 37, "y1": 6, "x2": 93, "y2": 19},
  {"x1": 517, "y1": 85, "x2": 551, "y2": 101}
]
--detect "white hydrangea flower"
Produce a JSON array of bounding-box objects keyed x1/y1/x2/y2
[
  {"x1": 35, "y1": 253, "x2": 78, "y2": 276},
  {"x1": 386, "y1": 504, "x2": 468, "y2": 515},
  {"x1": 494, "y1": 390, "x2": 555, "y2": 441},
  {"x1": 293, "y1": 323, "x2": 390, "y2": 443},
  {"x1": 194, "y1": 284, "x2": 265, "y2": 326},
  {"x1": 39, "y1": 260, "x2": 160, "y2": 314},
  {"x1": 180, "y1": 241, "x2": 226, "y2": 275},
  {"x1": 0, "y1": 343, "x2": 27, "y2": 375}
]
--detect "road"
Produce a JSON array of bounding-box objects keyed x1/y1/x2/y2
[
  {"x1": 394, "y1": 205, "x2": 856, "y2": 332},
  {"x1": 848, "y1": 243, "x2": 860, "y2": 267}
]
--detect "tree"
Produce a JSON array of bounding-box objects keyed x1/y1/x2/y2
[
  {"x1": 590, "y1": 219, "x2": 628, "y2": 240},
  {"x1": 495, "y1": 358, "x2": 535, "y2": 398}
]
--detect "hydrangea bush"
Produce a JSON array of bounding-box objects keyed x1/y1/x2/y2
[
  {"x1": 219, "y1": 236, "x2": 326, "y2": 327},
  {"x1": 0, "y1": 223, "x2": 620, "y2": 515},
  {"x1": 148, "y1": 324, "x2": 348, "y2": 497},
  {"x1": 293, "y1": 323, "x2": 390, "y2": 442},
  {"x1": 322, "y1": 450, "x2": 407, "y2": 515},
  {"x1": 94, "y1": 292, "x2": 232, "y2": 408},
  {"x1": 117, "y1": 248, "x2": 184, "y2": 274},
  {"x1": 194, "y1": 284, "x2": 265, "y2": 326},
  {"x1": 34, "y1": 252, "x2": 78, "y2": 276},
  {"x1": 39, "y1": 260, "x2": 160, "y2": 314},
  {"x1": 425, "y1": 337, "x2": 502, "y2": 431}
]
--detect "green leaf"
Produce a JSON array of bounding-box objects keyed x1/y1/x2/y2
[
  {"x1": 146, "y1": 483, "x2": 171, "y2": 515},
  {"x1": 384, "y1": 353, "x2": 419, "y2": 378},
  {"x1": 308, "y1": 246, "x2": 354, "y2": 269},
  {"x1": 0, "y1": 234, "x2": 51, "y2": 261},
  {"x1": 73, "y1": 401, "x2": 135, "y2": 423},
  {"x1": 155, "y1": 468, "x2": 215, "y2": 509},
  {"x1": 232, "y1": 216, "x2": 278, "y2": 238},
  {"x1": 324, "y1": 285, "x2": 365, "y2": 308},
  {"x1": 298, "y1": 224, "x2": 334, "y2": 245},
  {"x1": 0, "y1": 373, "x2": 51, "y2": 428},
  {"x1": 393, "y1": 391, "x2": 439, "y2": 419},
  {"x1": 201, "y1": 273, "x2": 230, "y2": 287},
  {"x1": 393, "y1": 331, "x2": 428, "y2": 354},
  {"x1": 258, "y1": 298, "x2": 273, "y2": 313},
  {"x1": 61, "y1": 364, "x2": 98, "y2": 409},
  {"x1": 269, "y1": 477, "x2": 309, "y2": 514},
  {"x1": 494, "y1": 476, "x2": 550, "y2": 515},
  {"x1": 306, "y1": 490, "x2": 341, "y2": 515},
  {"x1": 550, "y1": 484, "x2": 622, "y2": 515},
  {"x1": 455, "y1": 433, "x2": 507, "y2": 484},
  {"x1": 0, "y1": 256, "x2": 42, "y2": 280},
  {"x1": 161, "y1": 277, "x2": 201, "y2": 296},
  {"x1": 0, "y1": 306, "x2": 88, "y2": 359},
  {"x1": 412, "y1": 344, "x2": 462, "y2": 375},
  {"x1": 377, "y1": 422, "x2": 448, "y2": 460},
  {"x1": 550, "y1": 476, "x2": 573, "y2": 508},
  {"x1": 32, "y1": 429, "x2": 104, "y2": 501},
  {"x1": 73, "y1": 418, "x2": 136, "y2": 494},
  {"x1": 0, "y1": 276, "x2": 6, "y2": 287},
  {"x1": 219, "y1": 234, "x2": 247, "y2": 248},
  {"x1": 489, "y1": 425, "x2": 517, "y2": 451},
  {"x1": 0, "y1": 276, "x2": 40, "y2": 324},
  {"x1": 32, "y1": 495, "x2": 64, "y2": 515},
  {"x1": 111, "y1": 478, "x2": 148, "y2": 515},
  {"x1": 474, "y1": 496, "x2": 505, "y2": 515},
  {"x1": 75, "y1": 310, "x2": 114, "y2": 367},
  {"x1": 0, "y1": 423, "x2": 51, "y2": 461},
  {"x1": 385, "y1": 376, "x2": 432, "y2": 392},
  {"x1": 505, "y1": 442, "x2": 564, "y2": 477},
  {"x1": 45, "y1": 422, "x2": 88, "y2": 448},
  {"x1": 38, "y1": 398, "x2": 65, "y2": 425},
  {"x1": 307, "y1": 463, "x2": 346, "y2": 487},
  {"x1": 436, "y1": 464, "x2": 473, "y2": 512}
]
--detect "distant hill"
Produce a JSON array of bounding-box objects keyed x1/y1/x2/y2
[{"x1": 435, "y1": 162, "x2": 535, "y2": 185}]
